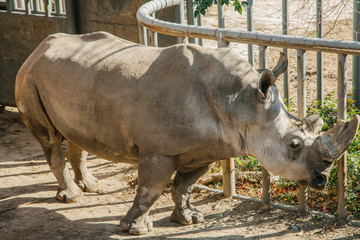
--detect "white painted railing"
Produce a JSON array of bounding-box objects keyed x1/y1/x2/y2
[
  {"x1": 5, "y1": 0, "x2": 66, "y2": 16},
  {"x1": 137, "y1": 0, "x2": 360, "y2": 225}
]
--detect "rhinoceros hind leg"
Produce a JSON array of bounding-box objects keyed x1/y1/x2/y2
[
  {"x1": 120, "y1": 154, "x2": 176, "y2": 235},
  {"x1": 66, "y1": 142, "x2": 99, "y2": 193},
  {"x1": 18, "y1": 102, "x2": 83, "y2": 203},
  {"x1": 170, "y1": 165, "x2": 210, "y2": 225}
]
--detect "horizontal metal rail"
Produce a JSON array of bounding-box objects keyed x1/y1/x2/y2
[
  {"x1": 194, "y1": 185, "x2": 360, "y2": 227},
  {"x1": 137, "y1": 0, "x2": 360, "y2": 55}
]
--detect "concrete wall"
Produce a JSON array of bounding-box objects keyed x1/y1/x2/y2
[
  {"x1": 0, "y1": 12, "x2": 74, "y2": 106},
  {"x1": 0, "y1": 0, "x2": 177, "y2": 106}
]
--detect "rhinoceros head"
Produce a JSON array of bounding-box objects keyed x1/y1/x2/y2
[{"x1": 247, "y1": 54, "x2": 359, "y2": 189}]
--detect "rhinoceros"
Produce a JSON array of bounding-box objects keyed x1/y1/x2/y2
[{"x1": 16, "y1": 31, "x2": 359, "y2": 235}]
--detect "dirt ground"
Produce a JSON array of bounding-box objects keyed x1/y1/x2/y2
[
  {"x1": 1, "y1": 107, "x2": 360, "y2": 240},
  {"x1": 1, "y1": 1, "x2": 360, "y2": 239}
]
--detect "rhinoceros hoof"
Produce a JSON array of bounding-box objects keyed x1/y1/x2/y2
[
  {"x1": 56, "y1": 187, "x2": 83, "y2": 203},
  {"x1": 120, "y1": 216, "x2": 153, "y2": 235},
  {"x1": 76, "y1": 177, "x2": 99, "y2": 193},
  {"x1": 170, "y1": 208, "x2": 204, "y2": 225}
]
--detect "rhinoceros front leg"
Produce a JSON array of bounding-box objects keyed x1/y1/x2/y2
[
  {"x1": 66, "y1": 142, "x2": 99, "y2": 193},
  {"x1": 120, "y1": 154, "x2": 176, "y2": 235},
  {"x1": 170, "y1": 165, "x2": 210, "y2": 225}
]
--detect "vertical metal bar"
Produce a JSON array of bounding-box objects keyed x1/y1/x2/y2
[
  {"x1": 6, "y1": 0, "x2": 13, "y2": 12},
  {"x1": 186, "y1": 0, "x2": 198, "y2": 44},
  {"x1": 197, "y1": 13, "x2": 203, "y2": 46},
  {"x1": 32, "y1": 0, "x2": 38, "y2": 13},
  {"x1": 298, "y1": 185, "x2": 307, "y2": 213},
  {"x1": 45, "y1": 0, "x2": 51, "y2": 16},
  {"x1": 25, "y1": 0, "x2": 31, "y2": 14},
  {"x1": 282, "y1": 0, "x2": 289, "y2": 105},
  {"x1": 353, "y1": 0, "x2": 360, "y2": 109},
  {"x1": 142, "y1": 26, "x2": 148, "y2": 46},
  {"x1": 222, "y1": 158, "x2": 235, "y2": 198},
  {"x1": 55, "y1": 0, "x2": 62, "y2": 15},
  {"x1": 338, "y1": 53, "x2": 347, "y2": 220},
  {"x1": 259, "y1": 44, "x2": 271, "y2": 204},
  {"x1": 247, "y1": 0, "x2": 254, "y2": 66},
  {"x1": 259, "y1": 45, "x2": 267, "y2": 69},
  {"x1": 217, "y1": 3, "x2": 229, "y2": 48},
  {"x1": 297, "y1": 49, "x2": 306, "y2": 118},
  {"x1": 219, "y1": 1, "x2": 231, "y2": 195},
  {"x1": 147, "y1": 29, "x2": 155, "y2": 47},
  {"x1": 151, "y1": 12, "x2": 158, "y2": 47},
  {"x1": 175, "y1": 0, "x2": 186, "y2": 43},
  {"x1": 138, "y1": 23, "x2": 145, "y2": 45},
  {"x1": 316, "y1": 0, "x2": 323, "y2": 106},
  {"x1": 297, "y1": 49, "x2": 307, "y2": 213},
  {"x1": 262, "y1": 168, "x2": 271, "y2": 203}
]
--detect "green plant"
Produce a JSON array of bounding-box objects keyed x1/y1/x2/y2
[
  {"x1": 193, "y1": 0, "x2": 249, "y2": 17},
  {"x1": 235, "y1": 156, "x2": 261, "y2": 172}
]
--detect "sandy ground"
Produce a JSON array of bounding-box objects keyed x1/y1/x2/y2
[
  {"x1": 1, "y1": 107, "x2": 360, "y2": 239},
  {"x1": 1, "y1": 0, "x2": 360, "y2": 239}
]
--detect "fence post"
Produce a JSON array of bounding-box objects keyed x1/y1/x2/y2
[
  {"x1": 353, "y1": 0, "x2": 360, "y2": 109},
  {"x1": 25, "y1": 0, "x2": 31, "y2": 14},
  {"x1": 175, "y1": 0, "x2": 186, "y2": 44},
  {"x1": 6, "y1": 0, "x2": 13, "y2": 12},
  {"x1": 222, "y1": 158, "x2": 235, "y2": 198},
  {"x1": 316, "y1": 0, "x2": 323, "y2": 106},
  {"x1": 259, "y1": 45, "x2": 267, "y2": 69},
  {"x1": 45, "y1": 0, "x2": 51, "y2": 17},
  {"x1": 259, "y1": 44, "x2": 271, "y2": 203},
  {"x1": 297, "y1": 49, "x2": 307, "y2": 213},
  {"x1": 186, "y1": 0, "x2": 198, "y2": 44},
  {"x1": 282, "y1": 0, "x2": 289, "y2": 105},
  {"x1": 247, "y1": 0, "x2": 254, "y2": 66},
  {"x1": 337, "y1": 53, "x2": 347, "y2": 219}
]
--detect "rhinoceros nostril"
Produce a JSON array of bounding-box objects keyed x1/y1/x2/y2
[{"x1": 322, "y1": 160, "x2": 333, "y2": 167}]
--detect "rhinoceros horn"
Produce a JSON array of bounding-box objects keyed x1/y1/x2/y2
[{"x1": 314, "y1": 115, "x2": 359, "y2": 162}]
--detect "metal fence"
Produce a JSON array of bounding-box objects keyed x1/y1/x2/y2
[
  {"x1": 4, "y1": 0, "x2": 66, "y2": 16},
  {"x1": 137, "y1": 0, "x2": 360, "y2": 225}
]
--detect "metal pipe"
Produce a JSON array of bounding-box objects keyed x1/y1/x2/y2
[
  {"x1": 175, "y1": 0, "x2": 186, "y2": 43},
  {"x1": 6, "y1": 0, "x2": 13, "y2": 12},
  {"x1": 151, "y1": 12, "x2": 158, "y2": 47},
  {"x1": 353, "y1": 0, "x2": 360, "y2": 108},
  {"x1": 222, "y1": 158, "x2": 235, "y2": 198},
  {"x1": 247, "y1": 0, "x2": 254, "y2": 66},
  {"x1": 197, "y1": 12, "x2": 203, "y2": 46},
  {"x1": 137, "y1": 0, "x2": 360, "y2": 55},
  {"x1": 25, "y1": 0, "x2": 31, "y2": 14},
  {"x1": 186, "y1": 0, "x2": 197, "y2": 44},
  {"x1": 282, "y1": 0, "x2": 289, "y2": 105},
  {"x1": 316, "y1": 0, "x2": 323, "y2": 106},
  {"x1": 337, "y1": 53, "x2": 347, "y2": 220},
  {"x1": 55, "y1": 0, "x2": 62, "y2": 15},
  {"x1": 297, "y1": 49, "x2": 306, "y2": 119},
  {"x1": 259, "y1": 45, "x2": 267, "y2": 69},
  {"x1": 32, "y1": 0, "x2": 38, "y2": 13},
  {"x1": 217, "y1": 2, "x2": 228, "y2": 47},
  {"x1": 44, "y1": 0, "x2": 51, "y2": 17}
]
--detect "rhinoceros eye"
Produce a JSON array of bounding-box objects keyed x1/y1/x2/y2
[{"x1": 289, "y1": 139, "x2": 302, "y2": 151}]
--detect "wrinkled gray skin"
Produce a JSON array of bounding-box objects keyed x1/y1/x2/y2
[{"x1": 16, "y1": 32, "x2": 359, "y2": 235}]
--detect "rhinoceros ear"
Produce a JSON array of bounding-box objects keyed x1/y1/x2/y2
[
  {"x1": 272, "y1": 53, "x2": 288, "y2": 80},
  {"x1": 303, "y1": 115, "x2": 324, "y2": 135},
  {"x1": 258, "y1": 69, "x2": 275, "y2": 97}
]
